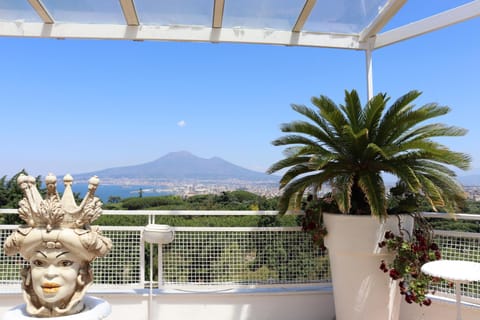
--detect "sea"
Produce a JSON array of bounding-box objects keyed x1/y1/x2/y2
[{"x1": 55, "y1": 183, "x2": 174, "y2": 202}]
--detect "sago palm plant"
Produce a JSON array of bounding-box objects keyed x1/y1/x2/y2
[{"x1": 268, "y1": 89, "x2": 471, "y2": 218}]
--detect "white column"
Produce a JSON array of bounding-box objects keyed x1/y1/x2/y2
[{"x1": 365, "y1": 47, "x2": 373, "y2": 101}]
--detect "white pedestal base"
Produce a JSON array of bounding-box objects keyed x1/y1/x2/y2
[{"x1": 2, "y1": 296, "x2": 111, "y2": 320}]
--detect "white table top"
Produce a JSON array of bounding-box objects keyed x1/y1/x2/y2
[{"x1": 421, "y1": 260, "x2": 480, "y2": 282}]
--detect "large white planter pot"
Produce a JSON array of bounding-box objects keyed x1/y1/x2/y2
[{"x1": 323, "y1": 213, "x2": 413, "y2": 320}]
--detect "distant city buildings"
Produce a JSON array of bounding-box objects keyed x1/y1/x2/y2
[
  {"x1": 464, "y1": 186, "x2": 480, "y2": 202},
  {"x1": 173, "y1": 182, "x2": 280, "y2": 198},
  {"x1": 85, "y1": 178, "x2": 480, "y2": 201},
  {"x1": 95, "y1": 178, "x2": 281, "y2": 198}
]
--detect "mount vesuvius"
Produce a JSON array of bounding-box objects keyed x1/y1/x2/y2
[{"x1": 74, "y1": 151, "x2": 279, "y2": 183}]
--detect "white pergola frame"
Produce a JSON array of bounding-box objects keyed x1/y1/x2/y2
[{"x1": 2, "y1": 0, "x2": 479, "y2": 99}]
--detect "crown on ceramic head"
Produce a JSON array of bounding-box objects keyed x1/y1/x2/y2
[{"x1": 17, "y1": 173, "x2": 102, "y2": 231}]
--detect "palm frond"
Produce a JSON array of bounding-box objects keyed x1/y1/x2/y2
[
  {"x1": 279, "y1": 121, "x2": 325, "y2": 139},
  {"x1": 416, "y1": 175, "x2": 445, "y2": 211},
  {"x1": 384, "y1": 104, "x2": 451, "y2": 145},
  {"x1": 311, "y1": 95, "x2": 347, "y2": 134},
  {"x1": 270, "y1": 89, "x2": 471, "y2": 217},
  {"x1": 402, "y1": 104, "x2": 450, "y2": 126},
  {"x1": 291, "y1": 104, "x2": 325, "y2": 128},
  {"x1": 381, "y1": 161, "x2": 422, "y2": 192},
  {"x1": 358, "y1": 171, "x2": 387, "y2": 218},
  {"x1": 341, "y1": 89, "x2": 363, "y2": 131},
  {"x1": 364, "y1": 142, "x2": 389, "y2": 160},
  {"x1": 413, "y1": 160, "x2": 457, "y2": 177},
  {"x1": 279, "y1": 120, "x2": 341, "y2": 152},
  {"x1": 389, "y1": 143, "x2": 471, "y2": 170},
  {"x1": 279, "y1": 164, "x2": 316, "y2": 188},
  {"x1": 277, "y1": 172, "x2": 333, "y2": 214},
  {"x1": 363, "y1": 92, "x2": 387, "y2": 140},
  {"x1": 397, "y1": 123, "x2": 468, "y2": 144},
  {"x1": 331, "y1": 174, "x2": 354, "y2": 214},
  {"x1": 377, "y1": 90, "x2": 421, "y2": 144},
  {"x1": 271, "y1": 134, "x2": 321, "y2": 148},
  {"x1": 267, "y1": 156, "x2": 311, "y2": 174}
]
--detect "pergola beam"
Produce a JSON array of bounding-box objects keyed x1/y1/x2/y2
[
  {"x1": 119, "y1": 0, "x2": 140, "y2": 26},
  {"x1": 374, "y1": 0, "x2": 480, "y2": 48},
  {"x1": 293, "y1": 0, "x2": 316, "y2": 33},
  {"x1": 359, "y1": 0, "x2": 406, "y2": 42},
  {"x1": 0, "y1": 21, "x2": 367, "y2": 50},
  {"x1": 212, "y1": 0, "x2": 225, "y2": 28},
  {"x1": 27, "y1": 0, "x2": 54, "y2": 24}
]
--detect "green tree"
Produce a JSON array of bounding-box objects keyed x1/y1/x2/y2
[
  {"x1": 0, "y1": 175, "x2": 8, "y2": 206},
  {"x1": 0, "y1": 170, "x2": 44, "y2": 224},
  {"x1": 0, "y1": 171, "x2": 83, "y2": 224},
  {"x1": 1, "y1": 170, "x2": 27, "y2": 208},
  {"x1": 268, "y1": 90, "x2": 471, "y2": 218},
  {"x1": 107, "y1": 196, "x2": 122, "y2": 204}
]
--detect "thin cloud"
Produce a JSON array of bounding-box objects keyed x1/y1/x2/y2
[{"x1": 177, "y1": 120, "x2": 186, "y2": 127}]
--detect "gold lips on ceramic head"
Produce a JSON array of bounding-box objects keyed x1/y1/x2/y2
[
  {"x1": 41, "y1": 282, "x2": 61, "y2": 294},
  {"x1": 2, "y1": 174, "x2": 113, "y2": 317}
]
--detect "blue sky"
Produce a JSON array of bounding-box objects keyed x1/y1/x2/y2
[{"x1": 1, "y1": 1, "x2": 479, "y2": 179}]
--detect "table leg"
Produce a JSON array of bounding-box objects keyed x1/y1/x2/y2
[{"x1": 455, "y1": 281, "x2": 462, "y2": 320}]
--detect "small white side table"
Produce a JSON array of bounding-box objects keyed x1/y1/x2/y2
[{"x1": 421, "y1": 260, "x2": 480, "y2": 320}]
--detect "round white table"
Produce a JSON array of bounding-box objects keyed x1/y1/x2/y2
[{"x1": 421, "y1": 260, "x2": 480, "y2": 320}]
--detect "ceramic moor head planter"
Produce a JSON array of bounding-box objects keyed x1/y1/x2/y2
[{"x1": 3, "y1": 174, "x2": 112, "y2": 317}]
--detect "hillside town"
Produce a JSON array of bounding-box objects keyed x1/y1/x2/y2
[
  {"x1": 96, "y1": 178, "x2": 281, "y2": 198},
  {"x1": 97, "y1": 178, "x2": 480, "y2": 201},
  {"x1": 465, "y1": 185, "x2": 480, "y2": 202},
  {"x1": 162, "y1": 182, "x2": 480, "y2": 201}
]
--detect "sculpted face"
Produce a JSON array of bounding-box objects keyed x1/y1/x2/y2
[
  {"x1": 2, "y1": 174, "x2": 112, "y2": 317},
  {"x1": 30, "y1": 249, "x2": 81, "y2": 306}
]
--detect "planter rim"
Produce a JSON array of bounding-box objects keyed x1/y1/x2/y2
[
  {"x1": 322, "y1": 212, "x2": 413, "y2": 223},
  {"x1": 323, "y1": 212, "x2": 414, "y2": 254}
]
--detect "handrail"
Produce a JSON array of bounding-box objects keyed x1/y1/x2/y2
[
  {"x1": 1, "y1": 208, "x2": 479, "y2": 219},
  {"x1": 0, "y1": 209, "x2": 282, "y2": 216},
  {"x1": 0, "y1": 208, "x2": 477, "y2": 216}
]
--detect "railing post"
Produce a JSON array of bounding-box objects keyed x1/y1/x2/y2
[
  {"x1": 158, "y1": 245, "x2": 163, "y2": 287},
  {"x1": 140, "y1": 234, "x2": 145, "y2": 287}
]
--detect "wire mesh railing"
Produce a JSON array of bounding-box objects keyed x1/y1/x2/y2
[
  {"x1": 162, "y1": 227, "x2": 329, "y2": 286},
  {"x1": 0, "y1": 226, "x2": 27, "y2": 288},
  {"x1": 0, "y1": 211, "x2": 329, "y2": 291},
  {"x1": 91, "y1": 227, "x2": 145, "y2": 289},
  {"x1": 2, "y1": 210, "x2": 480, "y2": 301},
  {"x1": 431, "y1": 230, "x2": 480, "y2": 300},
  {"x1": 0, "y1": 225, "x2": 145, "y2": 291}
]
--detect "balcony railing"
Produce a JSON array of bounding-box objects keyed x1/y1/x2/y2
[
  {"x1": 1, "y1": 209, "x2": 480, "y2": 303},
  {"x1": 0, "y1": 210, "x2": 329, "y2": 292},
  {"x1": 161, "y1": 227, "x2": 329, "y2": 286}
]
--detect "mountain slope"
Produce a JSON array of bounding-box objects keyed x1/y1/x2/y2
[{"x1": 75, "y1": 151, "x2": 278, "y2": 182}]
